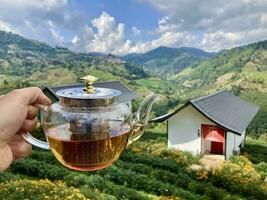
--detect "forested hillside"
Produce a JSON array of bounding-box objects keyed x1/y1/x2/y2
[
  {"x1": 122, "y1": 46, "x2": 214, "y2": 76},
  {"x1": 0, "y1": 30, "x2": 147, "y2": 92}
]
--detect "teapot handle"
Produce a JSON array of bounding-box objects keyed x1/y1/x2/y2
[{"x1": 22, "y1": 104, "x2": 50, "y2": 150}]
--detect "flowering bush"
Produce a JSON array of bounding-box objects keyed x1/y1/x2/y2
[
  {"x1": 0, "y1": 179, "x2": 87, "y2": 200},
  {"x1": 195, "y1": 169, "x2": 209, "y2": 181},
  {"x1": 211, "y1": 156, "x2": 267, "y2": 199},
  {"x1": 216, "y1": 156, "x2": 261, "y2": 185},
  {"x1": 158, "y1": 149, "x2": 198, "y2": 166},
  {"x1": 259, "y1": 133, "x2": 267, "y2": 142}
]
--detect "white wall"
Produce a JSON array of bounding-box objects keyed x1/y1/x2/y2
[
  {"x1": 237, "y1": 130, "x2": 246, "y2": 149},
  {"x1": 225, "y1": 131, "x2": 246, "y2": 159},
  {"x1": 226, "y1": 132, "x2": 234, "y2": 160},
  {"x1": 168, "y1": 105, "x2": 216, "y2": 155}
]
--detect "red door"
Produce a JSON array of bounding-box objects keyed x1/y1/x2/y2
[
  {"x1": 202, "y1": 124, "x2": 225, "y2": 155},
  {"x1": 211, "y1": 141, "x2": 224, "y2": 154}
]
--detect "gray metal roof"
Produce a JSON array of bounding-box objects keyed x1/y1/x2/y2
[
  {"x1": 151, "y1": 90, "x2": 259, "y2": 135},
  {"x1": 43, "y1": 81, "x2": 140, "y2": 103}
]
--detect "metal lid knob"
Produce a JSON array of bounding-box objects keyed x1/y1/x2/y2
[{"x1": 81, "y1": 75, "x2": 99, "y2": 94}]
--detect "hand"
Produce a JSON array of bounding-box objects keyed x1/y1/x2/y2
[{"x1": 0, "y1": 87, "x2": 51, "y2": 172}]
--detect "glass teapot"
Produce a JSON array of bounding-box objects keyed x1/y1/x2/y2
[{"x1": 23, "y1": 75, "x2": 159, "y2": 171}]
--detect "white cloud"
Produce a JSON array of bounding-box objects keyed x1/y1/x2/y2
[
  {"x1": 0, "y1": 0, "x2": 84, "y2": 45},
  {"x1": 0, "y1": 0, "x2": 267, "y2": 54},
  {"x1": 132, "y1": 26, "x2": 141, "y2": 36},
  {"x1": 73, "y1": 12, "x2": 130, "y2": 54},
  {"x1": 261, "y1": 14, "x2": 267, "y2": 26},
  {"x1": 202, "y1": 29, "x2": 267, "y2": 51},
  {"x1": 48, "y1": 20, "x2": 64, "y2": 44},
  {"x1": 54, "y1": 0, "x2": 267, "y2": 54},
  {"x1": 126, "y1": 31, "x2": 197, "y2": 54},
  {"x1": 73, "y1": 12, "x2": 201, "y2": 55},
  {"x1": 71, "y1": 35, "x2": 80, "y2": 45},
  {"x1": 90, "y1": 12, "x2": 125, "y2": 53},
  {"x1": 0, "y1": 19, "x2": 11, "y2": 32},
  {"x1": 140, "y1": 0, "x2": 267, "y2": 51},
  {"x1": 157, "y1": 16, "x2": 180, "y2": 33}
]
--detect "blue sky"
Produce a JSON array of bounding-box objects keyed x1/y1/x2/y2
[
  {"x1": 70, "y1": 0, "x2": 160, "y2": 33},
  {"x1": 0, "y1": 0, "x2": 267, "y2": 55}
]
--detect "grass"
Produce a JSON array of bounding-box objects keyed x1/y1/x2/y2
[
  {"x1": 244, "y1": 135, "x2": 267, "y2": 164},
  {"x1": 128, "y1": 128, "x2": 167, "y2": 155},
  {"x1": 136, "y1": 78, "x2": 172, "y2": 90},
  {"x1": 87, "y1": 69, "x2": 120, "y2": 81}
]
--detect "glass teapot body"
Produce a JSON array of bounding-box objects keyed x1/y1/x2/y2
[
  {"x1": 42, "y1": 100, "x2": 132, "y2": 171},
  {"x1": 23, "y1": 77, "x2": 158, "y2": 171}
]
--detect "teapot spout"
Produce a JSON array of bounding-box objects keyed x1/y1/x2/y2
[{"x1": 128, "y1": 93, "x2": 159, "y2": 145}]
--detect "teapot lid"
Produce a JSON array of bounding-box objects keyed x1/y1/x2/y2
[
  {"x1": 56, "y1": 75, "x2": 121, "y2": 107},
  {"x1": 56, "y1": 87, "x2": 121, "y2": 100}
]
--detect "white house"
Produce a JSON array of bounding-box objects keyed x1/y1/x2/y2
[{"x1": 152, "y1": 90, "x2": 259, "y2": 160}]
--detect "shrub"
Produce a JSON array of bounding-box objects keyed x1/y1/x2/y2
[
  {"x1": 188, "y1": 181, "x2": 246, "y2": 200},
  {"x1": 211, "y1": 156, "x2": 267, "y2": 199},
  {"x1": 120, "y1": 151, "x2": 185, "y2": 174},
  {"x1": 187, "y1": 182, "x2": 208, "y2": 196},
  {"x1": 258, "y1": 134, "x2": 267, "y2": 142},
  {"x1": 31, "y1": 150, "x2": 58, "y2": 164},
  {"x1": 115, "y1": 160, "x2": 193, "y2": 189},
  {"x1": 79, "y1": 187, "x2": 116, "y2": 200},
  {"x1": 216, "y1": 156, "x2": 261, "y2": 185},
  {"x1": 0, "y1": 179, "x2": 87, "y2": 200},
  {"x1": 97, "y1": 165, "x2": 200, "y2": 200},
  {"x1": 159, "y1": 149, "x2": 198, "y2": 166},
  {"x1": 115, "y1": 160, "x2": 153, "y2": 175},
  {"x1": 64, "y1": 174, "x2": 88, "y2": 188},
  {"x1": 0, "y1": 172, "x2": 18, "y2": 182},
  {"x1": 194, "y1": 169, "x2": 209, "y2": 181},
  {"x1": 156, "y1": 197, "x2": 183, "y2": 200},
  {"x1": 65, "y1": 174, "x2": 153, "y2": 200},
  {"x1": 255, "y1": 162, "x2": 267, "y2": 178},
  {"x1": 10, "y1": 159, "x2": 69, "y2": 180}
]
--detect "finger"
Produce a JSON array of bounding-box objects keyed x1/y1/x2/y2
[
  {"x1": 7, "y1": 87, "x2": 51, "y2": 106},
  {"x1": 8, "y1": 133, "x2": 22, "y2": 142},
  {"x1": 9, "y1": 139, "x2": 32, "y2": 160},
  {"x1": 20, "y1": 118, "x2": 38, "y2": 133},
  {"x1": 27, "y1": 105, "x2": 39, "y2": 120},
  {"x1": 9, "y1": 134, "x2": 32, "y2": 160}
]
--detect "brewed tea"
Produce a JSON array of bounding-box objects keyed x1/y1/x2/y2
[{"x1": 46, "y1": 123, "x2": 129, "y2": 171}]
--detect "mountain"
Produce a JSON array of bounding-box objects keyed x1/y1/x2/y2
[
  {"x1": 0, "y1": 30, "x2": 147, "y2": 92},
  {"x1": 122, "y1": 46, "x2": 215, "y2": 75},
  {"x1": 174, "y1": 40, "x2": 267, "y2": 93}
]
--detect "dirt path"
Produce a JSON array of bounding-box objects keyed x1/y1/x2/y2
[{"x1": 188, "y1": 154, "x2": 225, "y2": 172}]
